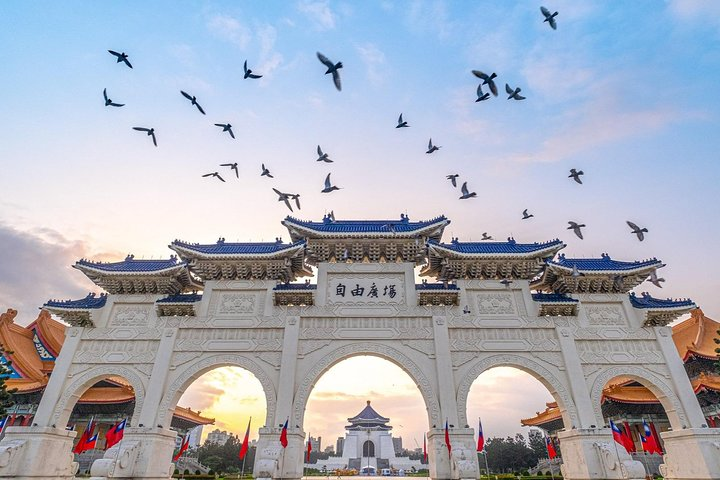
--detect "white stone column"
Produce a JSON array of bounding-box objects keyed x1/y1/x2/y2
[
  {"x1": 555, "y1": 327, "x2": 599, "y2": 429},
  {"x1": 658, "y1": 428, "x2": 720, "y2": 480},
  {"x1": 275, "y1": 315, "x2": 300, "y2": 423},
  {"x1": 89, "y1": 426, "x2": 177, "y2": 480},
  {"x1": 139, "y1": 328, "x2": 178, "y2": 428},
  {"x1": 431, "y1": 315, "x2": 459, "y2": 424},
  {"x1": 0, "y1": 426, "x2": 79, "y2": 478},
  {"x1": 427, "y1": 427, "x2": 478, "y2": 480},
  {"x1": 557, "y1": 428, "x2": 645, "y2": 480},
  {"x1": 254, "y1": 427, "x2": 305, "y2": 480}
]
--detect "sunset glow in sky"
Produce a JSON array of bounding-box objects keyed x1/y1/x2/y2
[{"x1": 2, "y1": 0, "x2": 720, "y2": 442}]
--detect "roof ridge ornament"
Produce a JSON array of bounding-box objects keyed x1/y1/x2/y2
[{"x1": 125, "y1": 254, "x2": 134, "y2": 261}]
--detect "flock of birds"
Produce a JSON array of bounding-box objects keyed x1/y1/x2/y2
[{"x1": 105, "y1": 6, "x2": 652, "y2": 249}]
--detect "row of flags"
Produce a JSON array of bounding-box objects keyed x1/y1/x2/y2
[
  {"x1": 72, "y1": 417, "x2": 126, "y2": 454},
  {"x1": 611, "y1": 419, "x2": 662, "y2": 455}
]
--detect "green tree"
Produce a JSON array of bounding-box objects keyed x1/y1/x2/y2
[
  {"x1": 197, "y1": 435, "x2": 257, "y2": 473},
  {"x1": 484, "y1": 435, "x2": 536, "y2": 473},
  {"x1": 0, "y1": 346, "x2": 17, "y2": 416}
]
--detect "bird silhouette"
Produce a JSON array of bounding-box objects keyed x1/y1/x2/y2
[
  {"x1": 540, "y1": 6, "x2": 559, "y2": 30},
  {"x1": 506, "y1": 83, "x2": 525, "y2": 100},
  {"x1": 108, "y1": 50, "x2": 132, "y2": 68},
  {"x1": 316, "y1": 145, "x2": 332, "y2": 163},
  {"x1": 291, "y1": 194, "x2": 301, "y2": 210},
  {"x1": 500, "y1": 279, "x2": 513, "y2": 288},
  {"x1": 459, "y1": 182, "x2": 477, "y2": 199},
  {"x1": 317, "y1": 52, "x2": 342, "y2": 91},
  {"x1": 396, "y1": 113, "x2": 409, "y2": 128},
  {"x1": 446, "y1": 174, "x2": 459, "y2": 187},
  {"x1": 472, "y1": 71, "x2": 498, "y2": 96},
  {"x1": 214, "y1": 123, "x2": 235, "y2": 139},
  {"x1": 180, "y1": 91, "x2": 206, "y2": 114},
  {"x1": 626, "y1": 221, "x2": 648, "y2": 241},
  {"x1": 522, "y1": 209, "x2": 534, "y2": 220},
  {"x1": 569, "y1": 168, "x2": 584, "y2": 184},
  {"x1": 481, "y1": 233, "x2": 493, "y2": 240},
  {"x1": 476, "y1": 83, "x2": 490, "y2": 102},
  {"x1": 103, "y1": 88, "x2": 124, "y2": 107},
  {"x1": 202, "y1": 172, "x2": 225, "y2": 182},
  {"x1": 132, "y1": 127, "x2": 157, "y2": 146},
  {"x1": 571, "y1": 264, "x2": 583, "y2": 278},
  {"x1": 426, "y1": 138, "x2": 441, "y2": 154},
  {"x1": 220, "y1": 163, "x2": 239, "y2": 178},
  {"x1": 567, "y1": 221, "x2": 586, "y2": 239},
  {"x1": 648, "y1": 270, "x2": 665, "y2": 288},
  {"x1": 261, "y1": 163, "x2": 274, "y2": 178},
  {"x1": 321, "y1": 173, "x2": 341, "y2": 193},
  {"x1": 273, "y1": 188, "x2": 295, "y2": 212},
  {"x1": 243, "y1": 60, "x2": 262, "y2": 79}
]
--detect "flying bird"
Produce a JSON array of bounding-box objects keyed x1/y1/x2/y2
[
  {"x1": 522, "y1": 209, "x2": 534, "y2": 220},
  {"x1": 103, "y1": 88, "x2": 124, "y2": 107},
  {"x1": 567, "y1": 221, "x2": 586, "y2": 239},
  {"x1": 500, "y1": 279, "x2": 513, "y2": 288},
  {"x1": 273, "y1": 188, "x2": 295, "y2": 212},
  {"x1": 540, "y1": 6, "x2": 559, "y2": 30},
  {"x1": 108, "y1": 50, "x2": 132, "y2": 68},
  {"x1": 220, "y1": 163, "x2": 239, "y2": 178},
  {"x1": 506, "y1": 83, "x2": 525, "y2": 100},
  {"x1": 472, "y1": 70, "x2": 498, "y2": 96},
  {"x1": 476, "y1": 83, "x2": 490, "y2": 102},
  {"x1": 243, "y1": 60, "x2": 262, "y2": 79},
  {"x1": 321, "y1": 173, "x2": 341, "y2": 193},
  {"x1": 316, "y1": 52, "x2": 342, "y2": 91},
  {"x1": 261, "y1": 163, "x2": 273, "y2": 178},
  {"x1": 446, "y1": 174, "x2": 459, "y2": 187},
  {"x1": 571, "y1": 264, "x2": 583, "y2": 278},
  {"x1": 481, "y1": 233, "x2": 493, "y2": 240},
  {"x1": 426, "y1": 138, "x2": 441, "y2": 154},
  {"x1": 459, "y1": 182, "x2": 477, "y2": 200},
  {"x1": 569, "y1": 168, "x2": 584, "y2": 184},
  {"x1": 180, "y1": 91, "x2": 206, "y2": 115},
  {"x1": 202, "y1": 172, "x2": 225, "y2": 182},
  {"x1": 648, "y1": 270, "x2": 665, "y2": 288},
  {"x1": 328, "y1": 210, "x2": 336, "y2": 222},
  {"x1": 316, "y1": 145, "x2": 332, "y2": 163},
  {"x1": 291, "y1": 194, "x2": 301, "y2": 210},
  {"x1": 132, "y1": 127, "x2": 157, "y2": 147},
  {"x1": 626, "y1": 221, "x2": 648, "y2": 241},
  {"x1": 214, "y1": 123, "x2": 235, "y2": 139},
  {"x1": 396, "y1": 113, "x2": 409, "y2": 128}
]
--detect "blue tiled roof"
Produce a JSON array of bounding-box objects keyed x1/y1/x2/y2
[
  {"x1": 532, "y1": 293, "x2": 579, "y2": 303},
  {"x1": 273, "y1": 283, "x2": 317, "y2": 291},
  {"x1": 75, "y1": 255, "x2": 184, "y2": 272},
  {"x1": 629, "y1": 292, "x2": 695, "y2": 309},
  {"x1": 549, "y1": 253, "x2": 663, "y2": 271},
  {"x1": 171, "y1": 239, "x2": 305, "y2": 255},
  {"x1": 430, "y1": 238, "x2": 564, "y2": 254},
  {"x1": 284, "y1": 214, "x2": 448, "y2": 234},
  {"x1": 156, "y1": 293, "x2": 203, "y2": 303},
  {"x1": 44, "y1": 293, "x2": 108, "y2": 309},
  {"x1": 348, "y1": 402, "x2": 390, "y2": 424},
  {"x1": 416, "y1": 282, "x2": 459, "y2": 290}
]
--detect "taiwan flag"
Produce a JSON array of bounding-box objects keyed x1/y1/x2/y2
[
  {"x1": 105, "y1": 419, "x2": 126, "y2": 449},
  {"x1": 173, "y1": 433, "x2": 190, "y2": 462},
  {"x1": 73, "y1": 417, "x2": 97, "y2": 454},
  {"x1": 476, "y1": 418, "x2": 485, "y2": 453},
  {"x1": 545, "y1": 436, "x2": 557, "y2": 459},
  {"x1": 239, "y1": 418, "x2": 251, "y2": 460},
  {"x1": 306, "y1": 435, "x2": 312, "y2": 462},
  {"x1": 423, "y1": 434, "x2": 427, "y2": 462},
  {"x1": 444, "y1": 420, "x2": 451, "y2": 457},
  {"x1": 641, "y1": 420, "x2": 661, "y2": 455},
  {"x1": 610, "y1": 421, "x2": 628, "y2": 452},
  {"x1": 280, "y1": 419, "x2": 288, "y2": 448},
  {"x1": 0, "y1": 416, "x2": 8, "y2": 435}
]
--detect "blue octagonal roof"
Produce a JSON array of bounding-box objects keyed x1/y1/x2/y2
[
  {"x1": 283, "y1": 214, "x2": 449, "y2": 238},
  {"x1": 44, "y1": 293, "x2": 108, "y2": 310},
  {"x1": 629, "y1": 292, "x2": 695, "y2": 309}
]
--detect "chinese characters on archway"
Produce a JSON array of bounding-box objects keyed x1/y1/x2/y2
[{"x1": 328, "y1": 277, "x2": 404, "y2": 303}]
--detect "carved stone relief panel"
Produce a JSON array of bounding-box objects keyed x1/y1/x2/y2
[
  {"x1": 576, "y1": 340, "x2": 663, "y2": 364},
  {"x1": 449, "y1": 328, "x2": 559, "y2": 352},
  {"x1": 300, "y1": 317, "x2": 433, "y2": 340},
  {"x1": 75, "y1": 340, "x2": 159, "y2": 363},
  {"x1": 584, "y1": 304, "x2": 626, "y2": 326},
  {"x1": 208, "y1": 291, "x2": 264, "y2": 316},
  {"x1": 174, "y1": 328, "x2": 283, "y2": 351},
  {"x1": 473, "y1": 292, "x2": 517, "y2": 315},
  {"x1": 109, "y1": 304, "x2": 154, "y2": 327}
]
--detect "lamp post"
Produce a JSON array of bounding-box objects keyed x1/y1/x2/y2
[{"x1": 366, "y1": 427, "x2": 371, "y2": 476}]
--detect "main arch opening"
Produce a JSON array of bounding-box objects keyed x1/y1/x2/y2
[{"x1": 303, "y1": 355, "x2": 429, "y2": 476}]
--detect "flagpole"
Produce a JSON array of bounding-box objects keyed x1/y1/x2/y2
[
  {"x1": 303, "y1": 433, "x2": 308, "y2": 480},
  {"x1": 483, "y1": 451, "x2": 490, "y2": 480},
  {"x1": 241, "y1": 416, "x2": 251, "y2": 480},
  {"x1": 609, "y1": 422, "x2": 624, "y2": 473},
  {"x1": 639, "y1": 419, "x2": 651, "y2": 480}
]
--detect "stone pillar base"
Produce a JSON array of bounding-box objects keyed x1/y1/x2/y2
[
  {"x1": 0, "y1": 426, "x2": 78, "y2": 478},
  {"x1": 89, "y1": 426, "x2": 177, "y2": 479},
  {"x1": 427, "y1": 428, "x2": 479, "y2": 480},
  {"x1": 254, "y1": 426, "x2": 306, "y2": 480},
  {"x1": 557, "y1": 428, "x2": 645, "y2": 480},
  {"x1": 659, "y1": 428, "x2": 720, "y2": 480}
]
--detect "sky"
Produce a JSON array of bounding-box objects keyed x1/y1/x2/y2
[{"x1": 2, "y1": 0, "x2": 720, "y2": 444}]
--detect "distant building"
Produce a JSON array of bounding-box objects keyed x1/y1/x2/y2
[
  {"x1": 309, "y1": 435, "x2": 322, "y2": 453},
  {"x1": 324, "y1": 445, "x2": 335, "y2": 455},
  {"x1": 336, "y1": 437, "x2": 344, "y2": 456},
  {"x1": 392, "y1": 437, "x2": 403, "y2": 454},
  {"x1": 206, "y1": 429, "x2": 231, "y2": 445}
]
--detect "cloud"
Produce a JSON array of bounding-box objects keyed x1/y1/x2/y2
[
  {"x1": 0, "y1": 223, "x2": 104, "y2": 325},
  {"x1": 207, "y1": 13, "x2": 251, "y2": 49},
  {"x1": 256, "y1": 24, "x2": 284, "y2": 80},
  {"x1": 356, "y1": 43, "x2": 387, "y2": 86},
  {"x1": 404, "y1": 0, "x2": 455, "y2": 39},
  {"x1": 297, "y1": 0, "x2": 336, "y2": 30},
  {"x1": 168, "y1": 43, "x2": 197, "y2": 68},
  {"x1": 666, "y1": 0, "x2": 720, "y2": 20}
]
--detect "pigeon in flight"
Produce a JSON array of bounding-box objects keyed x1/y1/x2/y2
[
  {"x1": 571, "y1": 264, "x2": 583, "y2": 278},
  {"x1": 103, "y1": 88, "x2": 124, "y2": 107},
  {"x1": 396, "y1": 113, "x2": 409, "y2": 128},
  {"x1": 214, "y1": 123, "x2": 235, "y2": 139},
  {"x1": 291, "y1": 194, "x2": 302, "y2": 210},
  {"x1": 482, "y1": 233, "x2": 493, "y2": 240},
  {"x1": 626, "y1": 221, "x2": 648, "y2": 241},
  {"x1": 316, "y1": 52, "x2": 342, "y2": 91},
  {"x1": 261, "y1": 163, "x2": 274, "y2": 178},
  {"x1": 569, "y1": 168, "x2": 584, "y2": 184},
  {"x1": 446, "y1": 174, "x2": 459, "y2": 187},
  {"x1": 426, "y1": 138, "x2": 441, "y2": 154},
  {"x1": 273, "y1": 188, "x2": 295, "y2": 212},
  {"x1": 500, "y1": 279, "x2": 513, "y2": 288},
  {"x1": 321, "y1": 173, "x2": 341, "y2": 193},
  {"x1": 472, "y1": 71, "x2": 498, "y2": 96},
  {"x1": 108, "y1": 50, "x2": 132, "y2": 68},
  {"x1": 506, "y1": 83, "x2": 526, "y2": 100},
  {"x1": 567, "y1": 221, "x2": 586, "y2": 239},
  {"x1": 316, "y1": 145, "x2": 332, "y2": 163},
  {"x1": 132, "y1": 127, "x2": 157, "y2": 147},
  {"x1": 220, "y1": 163, "x2": 239, "y2": 178},
  {"x1": 648, "y1": 270, "x2": 665, "y2": 288},
  {"x1": 459, "y1": 182, "x2": 477, "y2": 200},
  {"x1": 180, "y1": 91, "x2": 206, "y2": 115},
  {"x1": 540, "y1": 6, "x2": 558, "y2": 30},
  {"x1": 476, "y1": 83, "x2": 490, "y2": 102},
  {"x1": 328, "y1": 210, "x2": 336, "y2": 222},
  {"x1": 522, "y1": 209, "x2": 534, "y2": 220},
  {"x1": 243, "y1": 60, "x2": 262, "y2": 79},
  {"x1": 202, "y1": 172, "x2": 225, "y2": 182}
]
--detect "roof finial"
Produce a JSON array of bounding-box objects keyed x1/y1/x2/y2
[{"x1": 367, "y1": 400, "x2": 371, "y2": 405}]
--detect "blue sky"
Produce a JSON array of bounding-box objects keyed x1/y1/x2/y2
[{"x1": 2, "y1": 0, "x2": 720, "y2": 443}]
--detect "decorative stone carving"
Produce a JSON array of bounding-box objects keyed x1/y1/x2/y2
[
  {"x1": 449, "y1": 328, "x2": 559, "y2": 352},
  {"x1": 576, "y1": 340, "x2": 662, "y2": 364},
  {"x1": 110, "y1": 305, "x2": 152, "y2": 327},
  {"x1": 585, "y1": 305, "x2": 625, "y2": 326},
  {"x1": 215, "y1": 293, "x2": 257, "y2": 314},
  {"x1": 474, "y1": 292, "x2": 517, "y2": 315}
]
